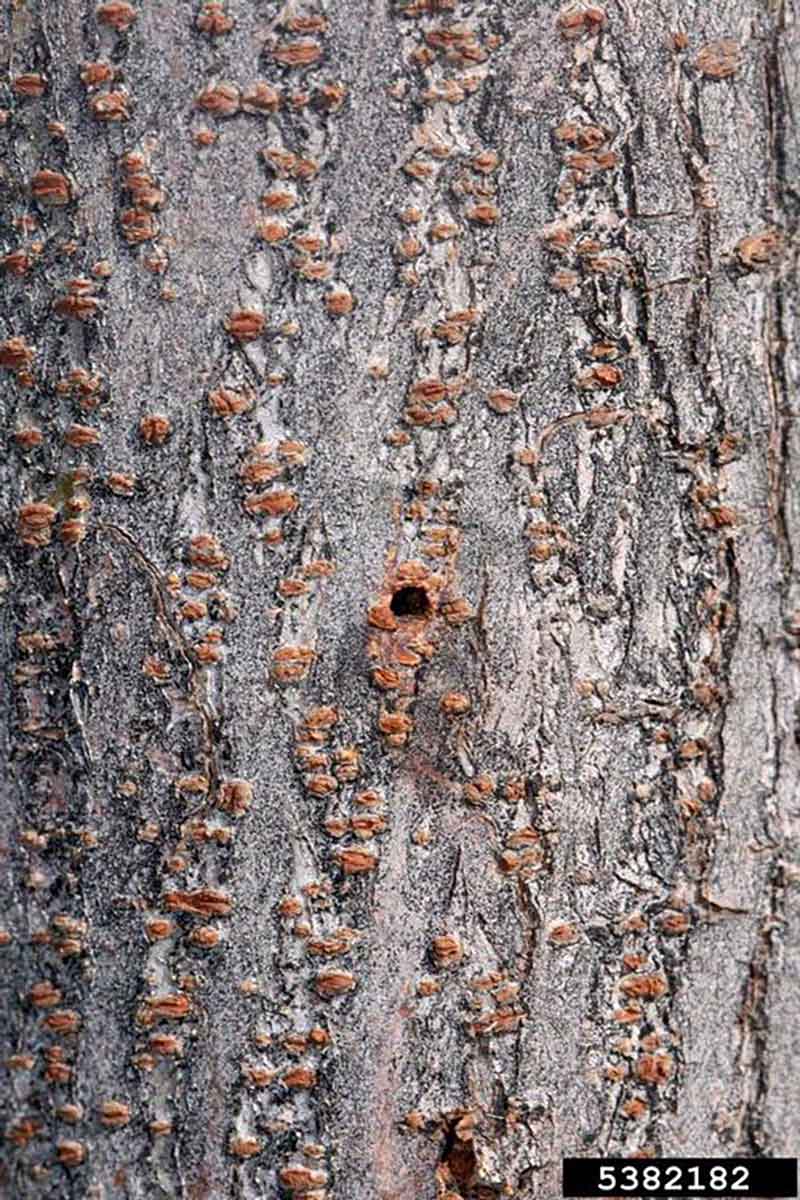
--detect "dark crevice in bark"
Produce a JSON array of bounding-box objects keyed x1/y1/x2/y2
[
  {"x1": 763, "y1": 3, "x2": 797, "y2": 587},
  {"x1": 735, "y1": 861, "x2": 785, "y2": 1154}
]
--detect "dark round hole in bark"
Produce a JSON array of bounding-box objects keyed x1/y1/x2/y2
[{"x1": 390, "y1": 586, "x2": 431, "y2": 618}]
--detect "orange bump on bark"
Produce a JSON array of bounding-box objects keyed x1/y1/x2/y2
[
  {"x1": 303, "y1": 558, "x2": 336, "y2": 578},
  {"x1": 378, "y1": 710, "x2": 413, "y2": 741},
  {"x1": 548, "y1": 922, "x2": 580, "y2": 945},
  {"x1": 141, "y1": 993, "x2": 192, "y2": 1022},
  {"x1": 471, "y1": 148, "x2": 500, "y2": 173},
  {"x1": 368, "y1": 603, "x2": 399, "y2": 631},
  {"x1": 225, "y1": 309, "x2": 265, "y2": 341},
  {"x1": 55, "y1": 1104, "x2": 82, "y2": 1126},
  {"x1": 336, "y1": 847, "x2": 379, "y2": 874},
  {"x1": 486, "y1": 388, "x2": 519, "y2": 413},
  {"x1": 372, "y1": 666, "x2": 402, "y2": 690},
  {"x1": 144, "y1": 918, "x2": 173, "y2": 941},
  {"x1": 403, "y1": 159, "x2": 435, "y2": 182},
  {"x1": 305, "y1": 772, "x2": 338, "y2": 797},
  {"x1": 14, "y1": 73, "x2": 47, "y2": 97},
  {"x1": 431, "y1": 934, "x2": 462, "y2": 967},
  {"x1": 292, "y1": 255, "x2": 332, "y2": 281},
  {"x1": 64, "y1": 423, "x2": 102, "y2": 447},
  {"x1": 218, "y1": 778, "x2": 253, "y2": 816},
  {"x1": 229, "y1": 1135, "x2": 262, "y2": 1158},
  {"x1": 243, "y1": 1064, "x2": 277, "y2": 1086},
  {"x1": 280, "y1": 1165, "x2": 329, "y2": 1193},
  {"x1": 99, "y1": 1100, "x2": 130, "y2": 1128},
  {"x1": 139, "y1": 414, "x2": 171, "y2": 444},
  {"x1": 196, "y1": 632, "x2": 225, "y2": 657},
  {"x1": 316, "y1": 80, "x2": 347, "y2": 110},
  {"x1": 271, "y1": 644, "x2": 316, "y2": 683},
  {"x1": 441, "y1": 597, "x2": 473, "y2": 625},
  {"x1": 429, "y1": 221, "x2": 460, "y2": 243},
  {"x1": 314, "y1": 969, "x2": 356, "y2": 998},
  {"x1": 18, "y1": 502, "x2": 57, "y2": 547},
  {"x1": 195, "y1": 82, "x2": 240, "y2": 116},
  {"x1": 282, "y1": 1065, "x2": 317, "y2": 1088},
  {"x1": 576, "y1": 363, "x2": 623, "y2": 390},
  {"x1": 197, "y1": 1, "x2": 234, "y2": 35},
  {"x1": 164, "y1": 887, "x2": 233, "y2": 917},
  {"x1": 6, "y1": 1054, "x2": 35, "y2": 1070},
  {"x1": 278, "y1": 577, "x2": 311, "y2": 598},
  {"x1": 278, "y1": 436, "x2": 309, "y2": 463},
  {"x1": 30, "y1": 169, "x2": 72, "y2": 205},
  {"x1": 106, "y1": 472, "x2": 136, "y2": 496},
  {"x1": 54, "y1": 278, "x2": 100, "y2": 321},
  {"x1": 696, "y1": 38, "x2": 742, "y2": 79},
  {"x1": 409, "y1": 376, "x2": 450, "y2": 405},
  {"x1": 404, "y1": 1110, "x2": 426, "y2": 1130},
  {"x1": 188, "y1": 532, "x2": 229, "y2": 570},
  {"x1": 122, "y1": 174, "x2": 163, "y2": 210},
  {"x1": 469, "y1": 1006, "x2": 526, "y2": 1037},
  {"x1": 56, "y1": 1140, "x2": 85, "y2": 1166},
  {"x1": 96, "y1": 1, "x2": 137, "y2": 31},
  {"x1": 175, "y1": 772, "x2": 209, "y2": 794},
  {"x1": 185, "y1": 569, "x2": 217, "y2": 591},
  {"x1": 325, "y1": 286, "x2": 354, "y2": 315},
  {"x1": 622, "y1": 1098, "x2": 648, "y2": 1120},
  {"x1": 242, "y1": 81, "x2": 281, "y2": 112},
  {"x1": 3, "y1": 250, "x2": 36, "y2": 276},
  {"x1": 189, "y1": 926, "x2": 221, "y2": 948},
  {"x1": 635, "y1": 1052, "x2": 673, "y2": 1085},
  {"x1": 89, "y1": 91, "x2": 130, "y2": 121},
  {"x1": 466, "y1": 203, "x2": 499, "y2": 225},
  {"x1": 619, "y1": 972, "x2": 668, "y2": 1000},
  {"x1": 60, "y1": 520, "x2": 88, "y2": 547},
  {"x1": 282, "y1": 1032, "x2": 309, "y2": 1055},
  {"x1": 81, "y1": 60, "x2": 114, "y2": 87},
  {"x1": 257, "y1": 218, "x2": 290, "y2": 244},
  {"x1": 29, "y1": 981, "x2": 62, "y2": 1008},
  {"x1": 272, "y1": 39, "x2": 323, "y2": 66},
  {"x1": 440, "y1": 691, "x2": 470, "y2": 715},
  {"x1": 659, "y1": 911, "x2": 691, "y2": 936},
  {"x1": 240, "y1": 447, "x2": 283, "y2": 485},
  {"x1": 244, "y1": 487, "x2": 299, "y2": 517},
  {"x1": 333, "y1": 746, "x2": 360, "y2": 781},
  {"x1": 209, "y1": 385, "x2": 255, "y2": 418},
  {"x1": 119, "y1": 208, "x2": 158, "y2": 244},
  {"x1": 735, "y1": 228, "x2": 781, "y2": 269},
  {"x1": 42, "y1": 1009, "x2": 81, "y2": 1034},
  {"x1": 149, "y1": 1032, "x2": 182, "y2": 1056},
  {"x1": 261, "y1": 189, "x2": 297, "y2": 216},
  {"x1": 307, "y1": 929, "x2": 356, "y2": 955},
  {"x1": 557, "y1": 3, "x2": 606, "y2": 38}
]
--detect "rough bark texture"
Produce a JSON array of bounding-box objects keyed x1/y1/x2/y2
[{"x1": 1, "y1": 1, "x2": 798, "y2": 1198}]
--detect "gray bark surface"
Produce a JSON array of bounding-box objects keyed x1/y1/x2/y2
[{"x1": 1, "y1": 1, "x2": 798, "y2": 1198}]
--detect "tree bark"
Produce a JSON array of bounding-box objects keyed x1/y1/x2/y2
[{"x1": 1, "y1": 1, "x2": 798, "y2": 1198}]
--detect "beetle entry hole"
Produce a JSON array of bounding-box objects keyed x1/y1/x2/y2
[{"x1": 390, "y1": 586, "x2": 431, "y2": 618}]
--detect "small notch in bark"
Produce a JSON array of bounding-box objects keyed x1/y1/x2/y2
[
  {"x1": 438, "y1": 1112, "x2": 478, "y2": 1195},
  {"x1": 390, "y1": 585, "x2": 431, "y2": 618}
]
